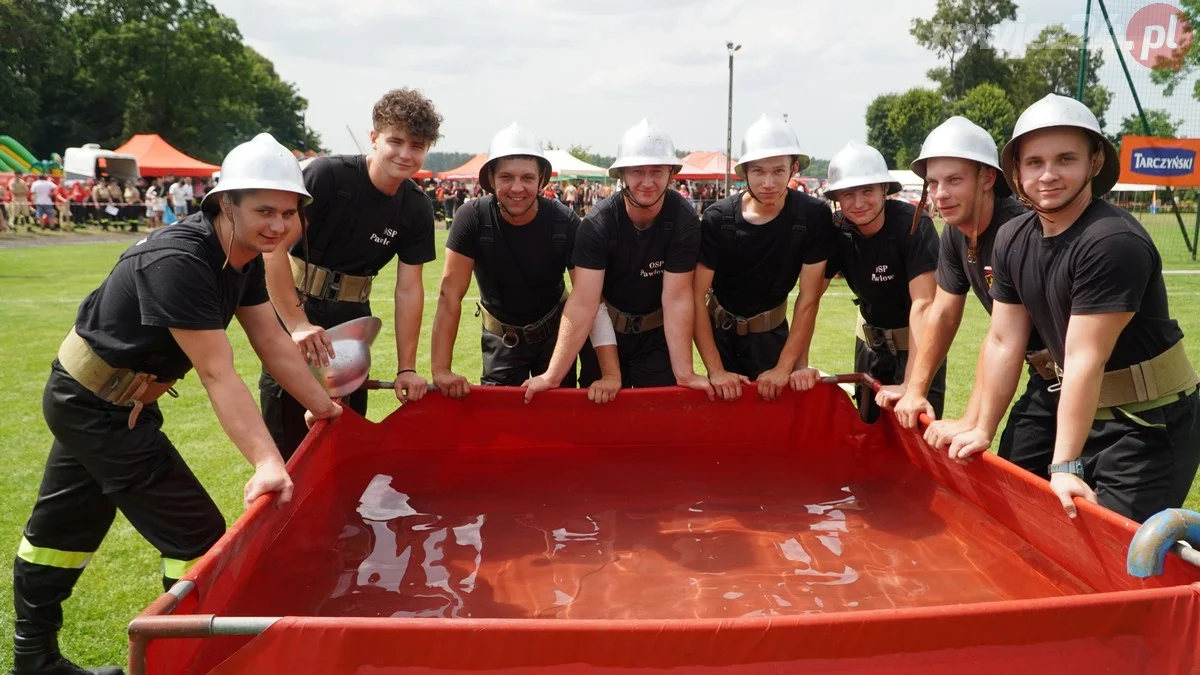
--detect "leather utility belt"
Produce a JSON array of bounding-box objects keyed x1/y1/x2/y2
[
  {"x1": 1025, "y1": 348, "x2": 1057, "y2": 381},
  {"x1": 606, "y1": 301, "x2": 664, "y2": 335},
  {"x1": 290, "y1": 255, "x2": 373, "y2": 303},
  {"x1": 1049, "y1": 340, "x2": 1200, "y2": 420},
  {"x1": 57, "y1": 327, "x2": 178, "y2": 429},
  {"x1": 855, "y1": 313, "x2": 909, "y2": 355},
  {"x1": 706, "y1": 293, "x2": 787, "y2": 336},
  {"x1": 478, "y1": 290, "x2": 568, "y2": 348}
]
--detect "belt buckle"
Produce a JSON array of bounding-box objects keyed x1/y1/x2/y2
[
  {"x1": 106, "y1": 371, "x2": 153, "y2": 406},
  {"x1": 501, "y1": 330, "x2": 520, "y2": 348},
  {"x1": 324, "y1": 271, "x2": 344, "y2": 300},
  {"x1": 626, "y1": 313, "x2": 644, "y2": 334},
  {"x1": 524, "y1": 322, "x2": 548, "y2": 344},
  {"x1": 864, "y1": 326, "x2": 885, "y2": 350}
]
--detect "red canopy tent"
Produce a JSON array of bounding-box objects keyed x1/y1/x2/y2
[
  {"x1": 114, "y1": 134, "x2": 220, "y2": 178},
  {"x1": 676, "y1": 151, "x2": 737, "y2": 181},
  {"x1": 437, "y1": 153, "x2": 487, "y2": 181}
]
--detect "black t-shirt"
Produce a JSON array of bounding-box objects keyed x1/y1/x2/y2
[
  {"x1": 990, "y1": 199, "x2": 1184, "y2": 370},
  {"x1": 700, "y1": 189, "x2": 835, "y2": 317},
  {"x1": 936, "y1": 195, "x2": 1045, "y2": 352},
  {"x1": 74, "y1": 213, "x2": 269, "y2": 381},
  {"x1": 446, "y1": 196, "x2": 579, "y2": 325},
  {"x1": 289, "y1": 155, "x2": 436, "y2": 276},
  {"x1": 825, "y1": 200, "x2": 939, "y2": 329},
  {"x1": 572, "y1": 190, "x2": 700, "y2": 315}
]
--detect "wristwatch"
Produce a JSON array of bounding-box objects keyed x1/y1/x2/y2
[{"x1": 1048, "y1": 459, "x2": 1084, "y2": 478}]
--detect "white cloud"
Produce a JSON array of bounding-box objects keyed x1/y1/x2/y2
[{"x1": 209, "y1": 0, "x2": 1200, "y2": 161}]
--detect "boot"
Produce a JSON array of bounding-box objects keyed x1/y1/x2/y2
[{"x1": 11, "y1": 634, "x2": 124, "y2": 675}]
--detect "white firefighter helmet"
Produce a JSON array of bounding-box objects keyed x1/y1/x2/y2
[
  {"x1": 734, "y1": 114, "x2": 810, "y2": 177},
  {"x1": 479, "y1": 123, "x2": 552, "y2": 194},
  {"x1": 202, "y1": 133, "x2": 311, "y2": 208},
  {"x1": 824, "y1": 141, "x2": 901, "y2": 199},
  {"x1": 911, "y1": 116, "x2": 1010, "y2": 197},
  {"x1": 1000, "y1": 93, "x2": 1119, "y2": 198},
  {"x1": 607, "y1": 119, "x2": 683, "y2": 179}
]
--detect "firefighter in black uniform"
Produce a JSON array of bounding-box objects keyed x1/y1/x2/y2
[
  {"x1": 882, "y1": 117, "x2": 1064, "y2": 477},
  {"x1": 10, "y1": 133, "x2": 342, "y2": 675},
  {"x1": 523, "y1": 119, "x2": 713, "y2": 401},
  {"x1": 431, "y1": 123, "x2": 621, "y2": 402},
  {"x1": 260, "y1": 88, "x2": 440, "y2": 459},
  {"x1": 823, "y1": 141, "x2": 944, "y2": 423},
  {"x1": 949, "y1": 94, "x2": 1200, "y2": 522},
  {"x1": 694, "y1": 115, "x2": 836, "y2": 401}
]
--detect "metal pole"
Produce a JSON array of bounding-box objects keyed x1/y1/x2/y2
[
  {"x1": 1096, "y1": 0, "x2": 1194, "y2": 256},
  {"x1": 1076, "y1": 0, "x2": 1093, "y2": 100},
  {"x1": 725, "y1": 45, "x2": 735, "y2": 196},
  {"x1": 1193, "y1": 209, "x2": 1199, "y2": 261}
]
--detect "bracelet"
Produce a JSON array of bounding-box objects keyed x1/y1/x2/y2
[{"x1": 396, "y1": 369, "x2": 416, "y2": 376}]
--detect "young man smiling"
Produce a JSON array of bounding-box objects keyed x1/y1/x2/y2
[
  {"x1": 260, "y1": 88, "x2": 441, "y2": 458},
  {"x1": 823, "y1": 142, "x2": 942, "y2": 423},
  {"x1": 693, "y1": 115, "x2": 835, "y2": 402},
  {"x1": 948, "y1": 94, "x2": 1200, "y2": 522},
  {"x1": 430, "y1": 124, "x2": 620, "y2": 402},
  {"x1": 10, "y1": 134, "x2": 341, "y2": 675},
  {"x1": 881, "y1": 117, "x2": 1058, "y2": 477},
  {"x1": 523, "y1": 119, "x2": 712, "y2": 401}
]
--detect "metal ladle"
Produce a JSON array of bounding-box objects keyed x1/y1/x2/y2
[{"x1": 310, "y1": 316, "x2": 383, "y2": 398}]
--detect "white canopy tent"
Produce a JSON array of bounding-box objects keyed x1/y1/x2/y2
[
  {"x1": 544, "y1": 150, "x2": 607, "y2": 179},
  {"x1": 1111, "y1": 183, "x2": 1163, "y2": 192},
  {"x1": 889, "y1": 169, "x2": 925, "y2": 189}
]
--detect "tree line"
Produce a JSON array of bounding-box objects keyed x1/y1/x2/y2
[
  {"x1": 866, "y1": 0, "x2": 1195, "y2": 170},
  {"x1": 0, "y1": 0, "x2": 320, "y2": 163}
]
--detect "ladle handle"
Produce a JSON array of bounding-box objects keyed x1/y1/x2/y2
[
  {"x1": 820, "y1": 373, "x2": 935, "y2": 429},
  {"x1": 362, "y1": 379, "x2": 440, "y2": 394}
]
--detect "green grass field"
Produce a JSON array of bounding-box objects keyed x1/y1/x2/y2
[{"x1": 1, "y1": 224, "x2": 1200, "y2": 669}]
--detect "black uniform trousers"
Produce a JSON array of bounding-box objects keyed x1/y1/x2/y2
[
  {"x1": 260, "y1": 297, "x2": 370, "y2": 461},
  {"x1": 578, "y1": 327, "x2": 675, "y2": 389},
  {"x1": 854, "y1": 337, "x2": 947, "y2": 424},
  {"x1": 712, "y1": 319, "x2": 789, "y2": 381},
  {"x1": 13, "y1": 363, "x2": 226, "y2": 639},
  {"x1": 480, "y1": 313, "x2": 577, "y2": 387},
  {"x1": 999, "y1": 378, "x2": 1200, "y2": 523},
  {"x1": 1083, "y1": 389, "x2": 1200, "y2": 523},
  {"x1": 996, "y1": 366, "x2": 1062, "y2": 478}
]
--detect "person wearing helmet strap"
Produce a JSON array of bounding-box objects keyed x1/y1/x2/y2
[
  {"x1": 694, "y1": 115, "x2": 836, "y2": 401},
  {"x1": 884, "y1": 117, "x2": 1060, "y2": 476},
  {"x1": 9, "y1": 134, "x2": 343, "y2": 675},
  {"x1": 260, "y1": 89, "x2": 440, "y2": 459},
  {"x1": 431, "y1": 124, "x2": 621, "y2": 402},
  {"x1": 947, "y1": 94, "x2": 1200, "y2": 521},
  {"x1": 824, "y1": 141, "x2": 943, "y2": 423},
  {"x1": 523, "y1": 119, "x2": 713, "y2": 401}
]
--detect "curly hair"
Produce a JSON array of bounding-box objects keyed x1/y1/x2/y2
[{"x1": 372, "y1": 88, "x2": 443, "y2": 145}]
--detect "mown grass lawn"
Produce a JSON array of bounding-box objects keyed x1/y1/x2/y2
[{"x1": 1, "y1": 223, "x2": 1199, "y2": 669}]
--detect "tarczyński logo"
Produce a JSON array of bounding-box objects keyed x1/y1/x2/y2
[{"x1": 1131, "y1": 147, "x2": 1197, "y2": 177}]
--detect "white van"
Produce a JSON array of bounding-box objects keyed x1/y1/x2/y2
[{"x1": 63, "y1": 144, "x2": 139, "y2": 183}]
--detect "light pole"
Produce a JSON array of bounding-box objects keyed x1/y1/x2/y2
[{"x1": 725, "y1": 41, "x2": 741, "y2": 196}]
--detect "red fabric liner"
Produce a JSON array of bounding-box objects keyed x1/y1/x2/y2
[{"x1": 136, "y1": 385, "x2": 1200, "y2": 674}]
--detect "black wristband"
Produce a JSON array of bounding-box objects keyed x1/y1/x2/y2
[{"x1": 396, "y1": 369, "x2": 416, "y2": 376}]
